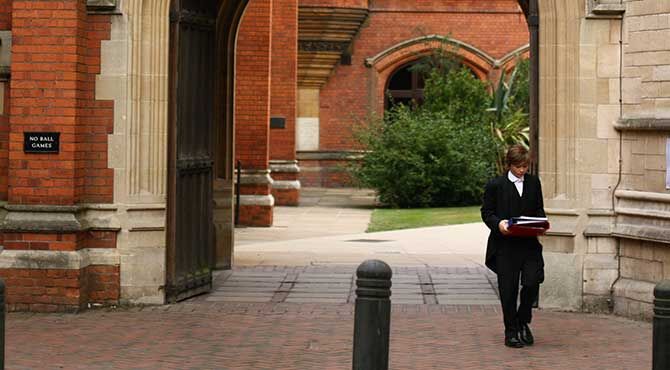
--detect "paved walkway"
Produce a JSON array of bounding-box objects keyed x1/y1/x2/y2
[
  {"x1": 3, "y1": 188, "x2": 654, "y2": 369},
  {"x1": 197, "y1": 266, "x2": 498, "y2": 305},
  {"x1": 7, "y1": 304, "x2": 651, "y2": 369}
]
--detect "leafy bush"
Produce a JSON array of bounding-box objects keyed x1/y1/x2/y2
[
  {"x1": 350, "y1": 43, "x2": 530, "y2": 208},
  {"x1": 488, "y1": 59, "x2": 530, "y2": 173},
  {"x1": 350, "y1": 66, "x2": 497, "y2": 208}
]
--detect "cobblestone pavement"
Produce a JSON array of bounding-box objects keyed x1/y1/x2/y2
[
  {"x1": 6, "y1": 301, "x2": 651, "y2": 369},
  {"x1": 196, "y1": 266, "x2": 499, "y2": 305}
]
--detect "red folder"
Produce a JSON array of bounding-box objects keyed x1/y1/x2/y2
[{"x1": 507, "y1": 217, "x2": 550, "y2": 237}]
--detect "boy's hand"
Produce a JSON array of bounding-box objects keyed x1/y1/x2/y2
[{"x1": 498, "y1": 220, "x2": 510, "y2": 235}]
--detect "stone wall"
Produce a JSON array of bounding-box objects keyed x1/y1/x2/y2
[{"x1": 538, "y1": 0, "x2": 670, "y2": 320}]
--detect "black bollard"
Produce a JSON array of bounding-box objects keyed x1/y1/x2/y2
[
  {"x1": 0, "y1": 279, "x2": 4, "y2": 370},
  {"x1": 352, "y1": 260, "x2": 392, "y2": 370},
  {"x1": 654, "y1": 280, "x2": 670, "y2": 370}
]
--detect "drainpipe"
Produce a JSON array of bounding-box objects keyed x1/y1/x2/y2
[
  {"x1": 528, "y1": 0, "x2": 540, "y2": 174},
  {"x1": 609, "y1": 3, "x2": 625, "y2": 311}
]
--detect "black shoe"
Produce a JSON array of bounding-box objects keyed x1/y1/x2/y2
[
  {"x1": 519, "y1": 323, "x2": 534, "y2": 345},
  {"x1": 504, "y1": 335, "x2": 524, "y2": 348}
]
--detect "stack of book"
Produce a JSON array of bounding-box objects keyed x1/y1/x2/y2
[{"x1": 508, "y1": 216, "x2": 550, "y2": 237}]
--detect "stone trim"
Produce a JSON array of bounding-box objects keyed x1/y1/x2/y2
[
  {"x1": 0, "y1": 248, "x2": 120, "y2": 270},
  {"x1": 1, "y1": 211, "x2": 81, "y2": 232},
  {"x1": 0, "y1": 203, "x2": 123, "y2": 233},
  {"x1": 364, "y1": 35, "x2": 529, "y2": 69},
  {"x1": 297, "y1": 150, "x2": 366, "y2": 160},
  {"x1": 237, "y1": 170, "x2": 274, "y2": 185},
  {"x1": 586, "y1": 0, "x2": 625, "y2": 19},
  {"x1": 612, "y1": 278, "x2": 654, "y2": 305},
  {"x1": 545, "y1": 208, "x2": 580, "y2": 216},
  {"x1": 612, "y1": 190, "x2": 670, "y2": 243},
  {"x1": 616, "y1": 189, "x2": 670, "y2": 204},
  {"x1": 239, "y1": 195, "x2": 275, "y2": 207},
  {"x1": 614, "y1": 118, "x2": 670, "y2": 132},
  {"x1": 612, "y1": 224, "x2": 670, "y2": 245},
  {"x1": 272, "y1": 180, "x2": 301, "y2": 190},
  {"x1": 583, "y1": 224, "x2": 614, "y2": 237},
  {"x1": 270, "y1": 160, "x2": 300, "y2": 173}
]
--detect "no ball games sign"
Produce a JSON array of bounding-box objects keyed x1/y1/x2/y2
[{"x1": 24, "y1": 132, "x2": 60, "y2": 154}]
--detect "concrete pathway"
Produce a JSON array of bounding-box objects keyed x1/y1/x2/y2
[
  {"x1": 223, "y1": 187, "x2": 494, "y2": 305},
  {"x1": 235, "y1": 187, "x2": 377, "y2": 245}
]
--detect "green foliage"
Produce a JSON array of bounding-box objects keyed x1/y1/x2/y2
[
  {"x1": 350, "y1": 66, "x2": 497, "y2": 208},
  {"x1": 350, "y1": 42, "x2": 530, "y2": 208},
  {"x1": 507, "y1": 59, "x2": 530, "y2": 114},
  {"x1": 488, "y1": 59, "x2": 530, "y2": 173}
]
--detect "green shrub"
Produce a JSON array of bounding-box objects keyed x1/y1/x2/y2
[{"x1": 350, "y1": 67, "x2": 497, "y2": 208}]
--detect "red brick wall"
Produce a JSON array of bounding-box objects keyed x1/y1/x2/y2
[
  {"x1": 0, "y1": 265, "x2": 119, "y2": 312},
  {"x1": 2, "y1": 1, "x2": 119, "y2": 312},
  {"x1": 299, "y1": 0, "x2": 368, "y2": 8},
  {"x1": 318, "y1": 0, "x2": 529, "y2": 151},
  {"x1": 0, "y1": 0, "x2": 12, "y2": 29},
  {"x1": 0, "y1": 83, "x2": 9, "y2": 201},
  {"x1": 76, "y1": 14, "x2": 114, "y2": 204},
  {"x1": 8, "y1": 0, "x2": 113, "y2": 205},
  {"x1": 270, "y1": 0, "x2": 297, "y2": 161},
  {"x1": 235, "y1": 0, "x2": 272, "y2": 170}
]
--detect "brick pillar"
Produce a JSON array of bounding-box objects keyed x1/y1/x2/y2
[
  {"x1": 269, "y1": 0, "x2": 299, "y2": 206},
  {"x1": 0, "y1": 1, "x2": 119, "y2": 312},
  {"x1": 235, "y1": 0, "x2": 273, "y2": 226},
  {"x1": 270, "y1": 160, "x2": 300, "y2": 205}
]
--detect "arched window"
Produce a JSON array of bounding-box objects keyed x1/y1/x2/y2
[
  {"x1": 385, "y1": 60, "x2": 479, "y2": 109},
  {"x1": 385, "y1": 62, "x2": 425, "y2": 109}
]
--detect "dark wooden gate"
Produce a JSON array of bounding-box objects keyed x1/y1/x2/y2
[{"x1": 166, "y1": 0, "x2": 220, "y2": 302}]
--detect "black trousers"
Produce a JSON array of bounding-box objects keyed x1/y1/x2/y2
[{"x1": 495, "y1": 242, "x2": 544, "y2": 337}]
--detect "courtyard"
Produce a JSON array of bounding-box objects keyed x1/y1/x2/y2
[{"x1": 3, "y1": 189, "x2": 653, "y2": 369}]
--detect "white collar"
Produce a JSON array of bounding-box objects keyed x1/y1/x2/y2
[{"x1": 508, "y1": 171, "x2": 524, "y2": 183}]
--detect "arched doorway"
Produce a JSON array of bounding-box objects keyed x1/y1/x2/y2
[
  {"x1": 166, "y1": 0, "x2": 248, "y2": 302},
  {"x1": 163, "y1": 0, "x2": 538, "y2": 303}
]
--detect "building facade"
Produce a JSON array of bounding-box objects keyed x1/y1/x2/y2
[{"x1": 0, "y1": 0, "x2": 667, "y2": 321}]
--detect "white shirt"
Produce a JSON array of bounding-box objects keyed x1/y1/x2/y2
[{"x1": 508, "y1": 171, "x2": 524, "y2": 197}]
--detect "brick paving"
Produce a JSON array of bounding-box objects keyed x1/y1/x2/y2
[
  {"x1": 6, "y1": 301, "x2": 650, "y2": 369},
  {"x1": 201, "y1": 266, "x2": 499, "y2": 305}
]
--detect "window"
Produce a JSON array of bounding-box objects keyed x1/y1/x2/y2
[
  {"x1": 385, "y1": 60, "x2": 478, "y2": 109},
  {"x1": 385, "y1": 63, "x2": 425, "y2": 109}
]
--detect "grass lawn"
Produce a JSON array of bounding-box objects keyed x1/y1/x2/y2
[{"x1": 367, "y1": 205, "x2": 481, "y2": 232}]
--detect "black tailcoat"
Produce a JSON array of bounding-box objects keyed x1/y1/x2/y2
[{"x1": 480, "y1": 173, "x2": 546, "y2": 273}]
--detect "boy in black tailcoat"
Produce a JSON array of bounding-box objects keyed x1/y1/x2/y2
[{"x1": 481, "y1": 144, "x2": 546, "y2": 348}]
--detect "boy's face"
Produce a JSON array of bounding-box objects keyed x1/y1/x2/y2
[{"x1": 510, "y1": 162, "x2": 528, "y2": 179}]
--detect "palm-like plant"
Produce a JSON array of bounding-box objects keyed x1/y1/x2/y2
[{"x1": 487, "y1": 60, "x2": 530, "y2": 174}]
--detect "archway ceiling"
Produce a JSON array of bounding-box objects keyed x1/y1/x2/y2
[{"x1": 298, "y1": 6, "x2": 368, "y2": 88}]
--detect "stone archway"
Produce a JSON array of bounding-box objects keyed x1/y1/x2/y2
[{"x1": 365, "y1": 35, "x2": 530, "y2": 113}]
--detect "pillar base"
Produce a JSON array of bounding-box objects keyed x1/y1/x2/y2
[
  {"x1": 270, "y1": 160, "x2": 301, "y2": 206},
  {"x1": 236, "y1": 169, "x2": 275, "y2": 227},
  {"x1": 0, "y1": 205, "x2": 121, "y2": 312}
]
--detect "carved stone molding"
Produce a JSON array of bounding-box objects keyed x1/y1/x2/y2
[
  {"x1": 299, "y1": 41, "x2": 349, "y2": 52},
  {"x1": 126, "y1": 0, "x2": 170, "y2": 201}
]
